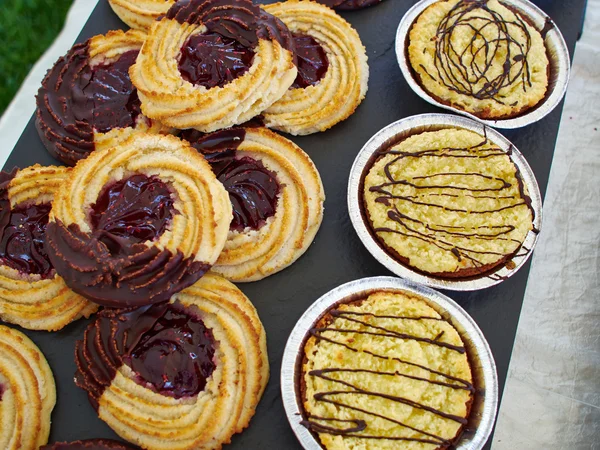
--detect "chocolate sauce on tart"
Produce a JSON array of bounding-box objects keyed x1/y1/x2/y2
[
  {"x1": 46, "y1": 175, "x2": 209, "y2": 308},
  {"x1": 0, "y1": 169, "x2": 53, "y2": 278},
  {"x1": 179, "y1": 32, "x2": 256, "y2": 88},
  {"x1": 36, "y1": 46, "x2": 143, "y2": 166},
  {"x1": 291, "y1": 33, "x2": 329, "y2": 89},
  {"x1": 315, "y1": 0, "x2": 383, "y2": 10},
  {"x1": 167, "y1": 0, "x2": 295, "y2": 56},
  {"x1": 41, "y1": 439, "x2": 137, "y2": 450},
  {"x1": 75, "y1": 302, "x2": 216, "y2": 408},
  {"x1": 181, "y1": 128, "x2": 281, "y2": 231}
]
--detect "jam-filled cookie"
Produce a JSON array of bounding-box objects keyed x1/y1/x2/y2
[
  {"x1": 41, "y1": 439, "x2": 137, "y2": 450},
  {"x1": 408, "y1": 0, "x2": 549, "y2": 119},
  {"x1": 45, "y1": 131, "x2": 232, "y2": 308},
  {"x1": 0, "y1": 166, "x2": 97, "y2": 331},
  {"x1": 263, "y1": 1, "x2": 369, "y2": 135},
  {"x1": 181, "y1": 126, "x2": 325, "y2": 282},
  {"x1": 314, "y1": 0, "x2": 383, "y2": 10},
  {"x1": 75, "y1": 273, "x2": 268, "y2": 450},
  {"x1": 130, "y1": 0, "x2": 297, "y2": 132},
  {"x1": 36, "y1": 29, "x2": 169, "y2": 166},
  {"x1": 363, "y1": 128, "x2": 535, "y2": 279},
  {"x1": 302, "y1": 290, "x2": 474, "y2": 449},
  {"x1": 0, "y1": 325, "x2": 56, "y2": 449},
  {"x1": 108, "y1": 0, "x2": 176, "y2": 30}
]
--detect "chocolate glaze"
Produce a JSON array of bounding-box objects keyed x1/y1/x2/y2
[
  {"x1": 181, "y1": 128, "x2": 281, "y2": 231},
  {"x1": 0, "y1": 169, "x2": 53, "y2": 278},
  {"x1": 75, "y1": 302, "x2": 216, "y2": 408},
  {"x1": 302, "y1": 306, "x2": 474, "y2": 446},
  {"x1": 90, "y1": 175, "x2": 176, "y2": 248},
  {"x1": 179, "y1": 32, "x2": 256, "y2": 88},
  {"x1": 291, "y1": 33, "x2": 329, "y2": 89},
  {"x1": 431, "y1": 0, "x2": 534, "y2": 105},
  {"x1": 366, "y1": 134, "x2": 535, "y2": 278},
  {"x1": 315, "y1": 0, "x2": 383, "y2": 10},
  {"x1": 0, "y1": 383, "x2": 4, "y2": 401},
  {"x1": 45, "y1": 175, "x2": 209, "y2": 307},
  {"x1": 167, "y1": 0, "x2": 295, "y2": 55},
  {"x1": 36, "y1": 45, "x2": 143, "y2": 166},
  {"x1": 40, "y1": 439, "x2": 138, "y2": 450}
]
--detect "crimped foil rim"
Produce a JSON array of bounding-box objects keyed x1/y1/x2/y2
[
  {"x1": 347, "y1": 113, "x2": 543, "y2": 291},
  {"x1": 395, "y1": 0, "x2": 571, "y2": 129},
  {"x1": 281, "y1": 276, "x2": 499, "y2": 450}
]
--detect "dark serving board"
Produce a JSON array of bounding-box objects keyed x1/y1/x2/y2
[{"x1": 4, "y1": 0, "x2": 586, "y2": 448}]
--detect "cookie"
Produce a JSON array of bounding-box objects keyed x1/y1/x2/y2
[
  {"x1": 45, "y1": 131, "x2": 232, "y2": 308},
  {"x1": 263, "y1": 1, "x2": 369, "y2": 135},
  {"x1": 36, "y1": 29, "x2": 169, "y2": 166},
  {"x1": 362, "y1": 128, "x2": 534, "y2": 278},
  {"x1": 0, "y1": 166, "x2": 97, "y2": 331},
  {"x1": 302, "y1": 290, "x2": 474, "y2": 450},
  {"x1": 408, "y1": 0, "x2": 549, "y2": 119},
  {"x1": 182, "y1": 126, "x2": 325, "y2": 282},
  {"x1": 130, "y1": 0, "x2": 297, "y2": 132},
  {"x1": 108, "y1": 0, "x2": 176, "y2": 29},
  {"x1": 0, "y1": 325, "x2": 56, "y2": 449},
  {"x1": 75, "y1": 273, "x2": 268, "y2": 450}
]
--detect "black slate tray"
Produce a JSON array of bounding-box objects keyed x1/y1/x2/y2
[{"x1": 4, "y1": 0, "x2": 586, "y2": 448}]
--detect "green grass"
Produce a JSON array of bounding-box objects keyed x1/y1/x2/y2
[{"x1": 0, "y1": 0, "x2": 74, "y2": 115}]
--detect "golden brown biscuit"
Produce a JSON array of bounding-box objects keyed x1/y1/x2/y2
[
  {"x1": 130, "y1": 0, "x2": 297, "y2": 132},
  {"x1": 108, "y1": 0, "x2": 176, "y2": 29},
  {"x1": 0, "y1": 166, "x2": 97, "y2": 331},
  {"x1": 75, "y1": 273, "x2": 269, "y2": 450},
  {"x1": 182, "y1": 126, "x2": 325, "y2": 282},
  {"x1": 45, "y1": 130, "x2": 232, "y2": 308},
  {"x1": 36, "y1": 29, "x2": 170, "y2": 166},
  {"x1": 363, "y1": 128, "x2": 534, "y2": 278},
  {"x1": 302, "y1": 290, "x2": 474, "y2": 450},
  {"x1": 408, "y1": 0, "x2": 549, "y2": 119},
  {"x1": 263, "y1": 1, "x2": 369, "y2": 135},
  {"x1": 0, "y1": 325, "x2": 56, "y2": 449}
]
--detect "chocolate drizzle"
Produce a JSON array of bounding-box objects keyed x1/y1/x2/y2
[
  {"x1": 315, "y1": 0, "x2": 383, "y2": 10},
  {"x1": 75, "y1": 303, "x2": 216, "y2": 409},
  {"x1": 167, "y1": 0, "x2": 295, "y2": 54},
  {"x1": 36, "y1": 45, "x2": 143, "y2": 166},
  {"x1": 45, "y1": 175, "x2": 209, "y2": 307},
  {"x1": 181, "y1": 128, "x2": 281, "y2": 231},
  {"x1": 367, "y1": 133, "x2": 535, "y2": 278},
  {"x1": 0, "y1": 169, "x2": 54, "y2": 278},
  {"x1": 303, "y1": 305, "x2": 474, "y2": 445},
  {"x1": 40, "y1": 439, "x2": 138, "y2": 450},
  {"x1": 431, "y1": 0, "x2": 534, "y2": 105}
]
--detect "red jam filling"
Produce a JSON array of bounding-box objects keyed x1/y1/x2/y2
[
  {"x1": 72, "y1": 50, "x2": 142, "y2": 133},
  {"x1": 123, "y1": 304, "x2": 216, "y2": 398},
  {"x1": 0, "y1": 202, "x2": 53, "y2": 277},
  {"x1": 211, "y1": 155, "x2": 280, "y2": 231},
  {"x1": 178, "y1": 32, "x2": 256, "y2": 88},
  {"x1": 90, "y1": 175, "x2": 176, "y2": 253},
  {"x1": 291, "y1": 33, "x2": 329, "y2": 89}
]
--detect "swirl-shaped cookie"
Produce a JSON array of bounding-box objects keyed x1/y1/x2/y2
[
  {"x1": 0, "y1": 166, "x2": 97, "y2": 331},
  {"x1": 263, "y1": 1, "x2": 368, "y2": 135},
  {"x1": 0, "y1": 325, "x2": 56, "y2": 449},
  {"x1": 45, "y1": 131, "x2": 232, "y2": 308},
  {"x1": 181, "y1": 126, "x2": 325, "y2": 282},
  {"x1": 75, "y1": 273, "x2": 268, "y2": 450},
  {"x1": 130, "y1": 0, "x2": 297, "y2": 132},
  {"x1": 314, "y1": 0, "x2": 383, "y2": 10},
  {"x1": 36, "y1": 29, "x2": 169, "y2": 166},
  {"x1": 108, "y1": 0, "x2": 176, "y2": 29}
]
